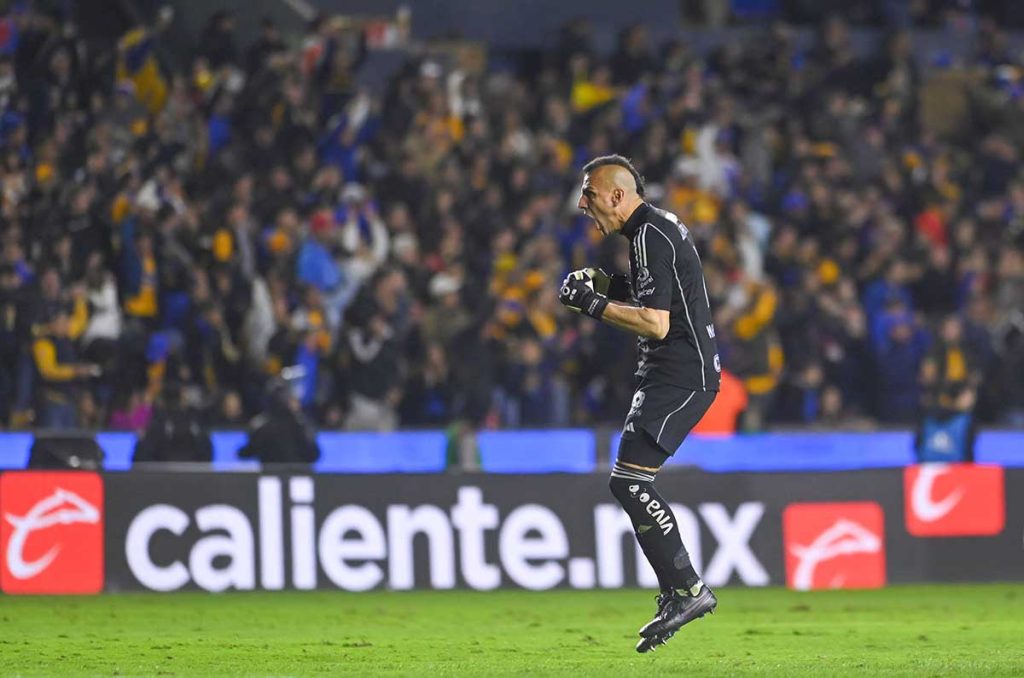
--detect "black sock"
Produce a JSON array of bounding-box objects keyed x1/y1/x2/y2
[
  {"x1": 635, "y1": 528, "x2": 675, "y2": 594},
  {"x1": 609, "y1": 461, "x2": 703, "y2": 594}
]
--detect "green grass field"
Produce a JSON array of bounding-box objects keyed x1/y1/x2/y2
[{"x1": 1, "y1": 585, "x2": 1022, "y2": 677}]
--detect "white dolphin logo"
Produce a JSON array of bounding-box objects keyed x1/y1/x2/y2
[
  {"x1": 911, "y1": 464, "x2": 964, "y2": 523},
  {"x1": 4, "y1": 488, "x2": 100, "y2": 579},
  {"x1": 789, "y1": 519, "x2": 881, "y2": 591}
]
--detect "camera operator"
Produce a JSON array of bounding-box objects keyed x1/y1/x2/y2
[
  {"x1": 239, "y1": 378, "x2": 320, "y2": 467},
  {"x1": 133, "y1": 382, "x2": 213, "y2": 464}
]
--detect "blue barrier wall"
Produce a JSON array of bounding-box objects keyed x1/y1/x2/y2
[
  {"x1": 608, "y1": 431, "x2": 1024, "y2": 470},
  {"x1": 609, "y1": 431, "x2": 918, "y2": 472},
  {"x1": 477, "y1": 429, "x2": 596, "y2": 473},
  {"x1": 0, "y1": 430, "x2": 1020, "y2": 472}
]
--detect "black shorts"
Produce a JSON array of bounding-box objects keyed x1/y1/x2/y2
[{"x1": 621, "y1": 380, "x2": 716, "y2": 456}]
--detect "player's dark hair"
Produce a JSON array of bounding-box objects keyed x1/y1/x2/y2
[{"x1": 582, "y1": 155, "x2": 646, "y2": 198}]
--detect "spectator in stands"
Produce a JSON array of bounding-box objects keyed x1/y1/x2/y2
[
  {"x1": 297, "y1": 209, "x2": 354, "y2": 331},
  {"x1": 994, "y1": 320, "x2": 1024, "y2": 427},
  {"x1": 80, "y1": 252, "x2": 122, "y2": 380},
  {"x1": 915, "y1": 315, "x2": 980, "y2": 461},
  {"x1": 121, "y1": 229, "x2": 159, "y2": 327},
  {"x1": 722, "y1": 274, "x2": 783, "y2": 431},
  {"x1": 874, "y1": 301, "x2": 930, "y2": 422},
  {"x1": 0, "y1": 263, "x2": 26, "y2": 424},
  {"x1": 0, "y1": 3, "x2": 1021, "y2": 436},
  {"x1": 337, "y1": 268, "x2": 408, "y2": 430},
  {"x1": 109, "y1": 389, "x2": 153, "y2": 432},
  {"x1": 31, "y1": 308, "x2": 100, "y2": 429},
  {"x1": 210, "y1": 390, "x2": 246, "y2": 429},
  {"x1": 921, "y1": 315, "x2": 979, "y2": 414}
]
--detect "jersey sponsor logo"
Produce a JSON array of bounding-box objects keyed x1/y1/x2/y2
[
  {"x1": 904, "y1": 464, "x2": 1005, "y2": 537},
  {"x1": 713, "y1": 354, "x2": 721, "y2": 372},
  {"x1": 0, "y1": 472, "x2": 104, "y2": 594},
  {"x1": 782, "y1": 502, "x2": 885, "y2": 591},
  {"x1": 706, "y1": 323, "x2": 715, "y2": 338},
  {"x1": 634, "y1": 266, "x2": 654, "y2": 298}
]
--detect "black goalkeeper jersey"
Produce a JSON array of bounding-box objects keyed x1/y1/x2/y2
[{"x1": 621, "y1": 202, "x2": 721, "y2": 392}]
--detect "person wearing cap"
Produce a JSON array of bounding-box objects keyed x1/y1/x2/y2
[
  {"x1": 420, "y1": 272, "x2": 471, "y2": 347},
  {"x1": 297, "y1": 209, "x2": 359, "y2": 331},
  {"x1": 339, "y1": 183, "x2": 390, "y2": 285}
]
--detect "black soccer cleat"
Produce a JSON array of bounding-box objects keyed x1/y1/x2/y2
[
  {"x1": 638, "y1": 587, "x2": 717, "y2": 638},
  {"x1": 635, "y1": 591, "x2": 675, "y2": 648},
  {"x1": 635, "y1": 628, "x2": 676, "y2": 653}
]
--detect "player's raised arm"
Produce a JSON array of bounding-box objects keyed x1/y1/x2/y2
[{"x1": 558, "y1": 272, "x2": 669, "y2": 339}]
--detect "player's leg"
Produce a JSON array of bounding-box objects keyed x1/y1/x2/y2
[
  {"x1": 610, "y1": 431, "x2": 714, "y2": 651},
  {"x1": 609, "y1": 433, "x2": 706, "y2": 596}
]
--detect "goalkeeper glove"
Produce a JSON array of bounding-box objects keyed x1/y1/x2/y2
[
  {"x1": 583, "y1": 267, "x2": 631, "y2": 301},
  {"x1": 559, "y1": 270, "x2": 608, "y2": 319}
]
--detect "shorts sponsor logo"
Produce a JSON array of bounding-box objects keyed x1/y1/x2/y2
[
  {"x1": 904, "y1": 464, "x2": 1005, "y2": 537},
  {"x1": 0, "y1": 472, "x2": 104, "y2": 594},
  {"x1": 782, "y1": 502, "x2": 885, "y2": 591}
]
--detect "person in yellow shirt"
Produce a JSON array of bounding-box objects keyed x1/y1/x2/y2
[
  {"x1": 916, "y1": 315, "x2": 980, "y2": 461},
  {"x1": 723, "y1": 275, "x2": 783, "y2": 431},
  {"x1": 124, "y1": 231, "x2": 159, "y2": 322},
  {"x1": 920, "y1": 315, "x2": 978, "y2": 412},
  {"x1": 116, "y1": 8, "x2": 174, "y2": 115},
  {"x1": 32, "y1": 310, "x2": 100, "y2": 429},
  {"x1": 571, "y1": 60, "x2": 617, "y2": 114}
]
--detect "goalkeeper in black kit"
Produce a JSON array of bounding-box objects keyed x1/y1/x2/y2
[{"x1": 559, "y1": 155, "x2": 722, "y2": 652}]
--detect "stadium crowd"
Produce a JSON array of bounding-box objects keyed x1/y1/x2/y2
[{"x1": 0, "y1": 4, "x2": 1022, "y2": 436}]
